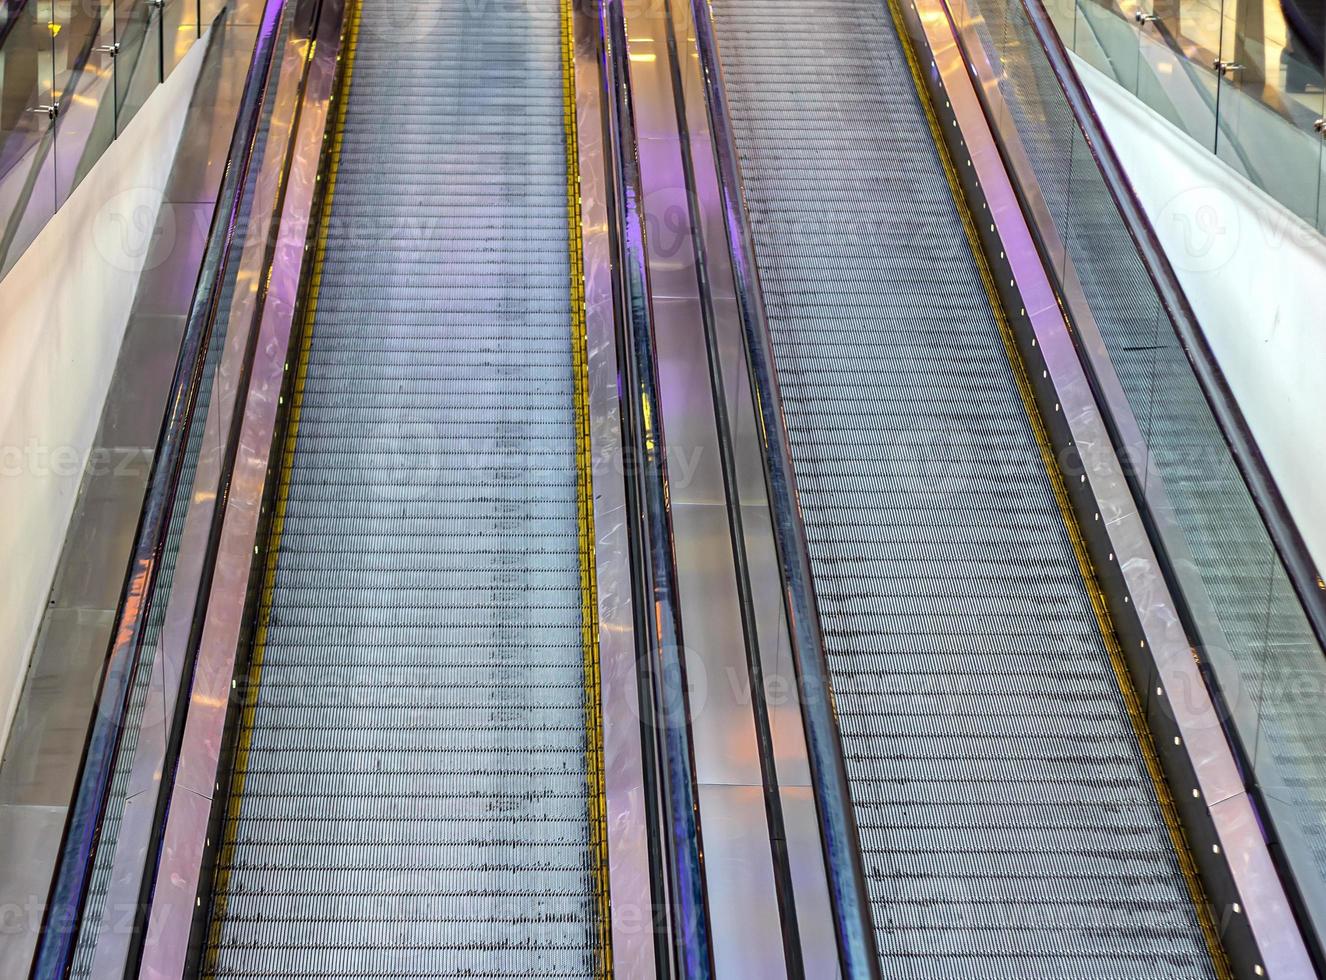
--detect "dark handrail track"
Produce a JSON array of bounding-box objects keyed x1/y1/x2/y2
[{"x1": 597, "y1": 0, "x2": 715, "y2": 975}]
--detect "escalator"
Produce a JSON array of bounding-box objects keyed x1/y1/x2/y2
[
  {"x1": 28, "y1": 0, "x2": 1321, "y2": 972},
  {"x1": 202, "y1": 0, "x2": 605, "y2": 974},
  {"x1": 701, "y1": 0, "x2": 1224, "y2": 973}
]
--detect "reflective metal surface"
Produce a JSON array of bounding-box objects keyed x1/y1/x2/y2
[
  {"x1": 619, "y1": 0, "x2": 843, "y2": 971},
  {"x1": 666, "y1": 0, "x2": 845, "y2": 972},
  {"x1": 619, "y1": 0, "x2": 785, "y2": 939},
  {"x1": 203, "y1": 0, "x2": 606, "y2": 969},
  {"x1": 20, "y1": 0, "x2": 1311, "y2": 971},
  {"x1": 631, "y1": 0, "x2": 848, "y2": 976},
  {"x1": 701, "y1": 0, "x2": 1232, "y2": 972},
  {"x1": 597, "y1": 0, "x2": 714, "y2": 971},
  {"x1": 575, "y1": 0, "x2": 659, "y2": 973},
  {"x1": 74, "y1": 4, "x2": 295, "y2": 975},
  {"x1": 948, "y1": 0, "x2": 1326, "y2": 960},
  {"x1": 136, "y1": 0, "x2": 344, "y2": 972}
]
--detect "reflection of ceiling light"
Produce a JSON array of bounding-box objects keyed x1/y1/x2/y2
[
  {"x1": 629, "y1": 52, "x2": 656, "y2": 62},
  {"x1": 1158, "y1": 61, "x2": 1173, "y2": 74},
  {"x1": 49, "y1": 22, "x2": 61, "y2": 35}
]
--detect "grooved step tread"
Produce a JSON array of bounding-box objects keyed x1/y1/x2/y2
[{"x1": 203, "y1": 0, "x2": 598, "y2": 976}]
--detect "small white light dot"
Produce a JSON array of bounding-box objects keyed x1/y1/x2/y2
[
  {"x1": 1192, "y1": 788, "x2": 1201, "y2": 798},
  {"x1": 1232, "y1": 903, "x2": 1241, "y2": 914},
  {"x1": 1255, "y1": 966, "x2": 1264, "y2": 976},
  {"x1": 1174, "y1": 737, "x2": 1182, "y2": 746},
  {"x1": 1213, "y1": 844, "x2": 1220, "y2": 854}
]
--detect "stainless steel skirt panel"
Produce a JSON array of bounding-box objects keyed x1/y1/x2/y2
[
  {"x1": 707, "y1": 0, "x2": 1217, "y2": 974},
  {"x1": 203, "y1": 0, "x2": 600, "y2": 974}
]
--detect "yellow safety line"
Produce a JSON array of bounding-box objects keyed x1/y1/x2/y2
[
  {"x1": 881, "y1": 0, "x2": 1233, "y2": 974},
  {"x1": 562, "y1": 0, "x2": 613, "y2": 974},
  {"x1": 202, "y1": 3, "x2": 362, "y2": 972}
]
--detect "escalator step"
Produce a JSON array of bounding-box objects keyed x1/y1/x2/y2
[
  {"x1": 205, "y1": 0, "x2": 599, "y2": 975},
  {"x1": 710, "y1": 0, "x2": 1217, "y2": 974}
]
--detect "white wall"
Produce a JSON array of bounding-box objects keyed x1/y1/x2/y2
[
  {"x1": 0, "y1": 34, "x2": 210, "y2": 754},
  {"x1": 1076, "y1": 56, "x2": 1326, "y2": 578}
]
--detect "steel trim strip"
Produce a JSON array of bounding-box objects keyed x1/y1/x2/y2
[{"x1": 596, "y1": 0, "x2": 715, "y2": 974}]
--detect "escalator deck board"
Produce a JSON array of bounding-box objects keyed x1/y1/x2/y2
[
  {"x1": 710, "y1": 0, "x2": 1217, "y2": 974},
  {"x1": 204, "y1": 0, "x2": 599, "y2": 975}
]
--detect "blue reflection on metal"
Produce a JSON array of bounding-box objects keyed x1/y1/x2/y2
[{"x1": 598, "y1": 0, "x2": 715, "y2": 975}]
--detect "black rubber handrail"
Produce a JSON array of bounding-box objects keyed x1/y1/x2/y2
[
  {"x1": 29, "y1": 2, "x2": 288, "y2": 975},
  {"x1": 685, "y1": 0, "x2": 885, "y2": 976},
  {"x1": 596, "y1": 0, "x2": 715, "y2": 975},
  {"x1": 1019, "y1": 0, "x2": 1326, "y2": 657}
]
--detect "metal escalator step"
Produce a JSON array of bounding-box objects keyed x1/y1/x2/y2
[
  {"x1": 204, "y1": 0, "x2": 598, "y2": 975},
  {"x1": 709, "y1": 0, "x2": 1217, "y2": 974}
]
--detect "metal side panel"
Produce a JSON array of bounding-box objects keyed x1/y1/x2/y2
[
  {"x1": 68, "y1": 42, "x2": 287, "y2": 976},
  {"x1": 707, "y1": 0, "x2": 1218, "y2": 974},
  {"x1": 203, "y1": 0, "x2": 602, "y2": 974}
]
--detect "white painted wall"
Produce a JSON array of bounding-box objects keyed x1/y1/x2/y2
[
  {"x1": 1076, "y1": 55, "x2": 1326, "y2": 578},
  {"x1": 0, "y1": 33, "x2": 211, "y2": 754}
]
